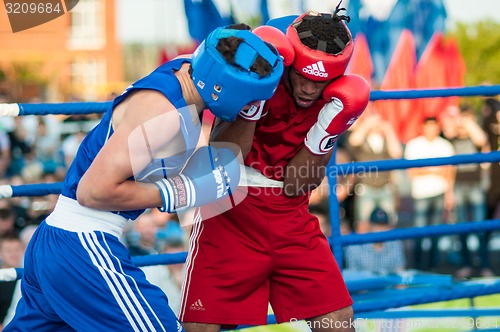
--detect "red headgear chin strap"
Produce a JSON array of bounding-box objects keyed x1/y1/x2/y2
[{"x1": 286, "y1": 11, "x2": 354, "y2": 82}]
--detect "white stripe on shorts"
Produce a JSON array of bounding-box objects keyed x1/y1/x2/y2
[
  {"x1": 78, "y1": 232, "x2": 142, "y2": 332},
  {"x1": 180, "y1": 210, "x2": 203, "y2": 320},
  {"x1": 86, "y1": 232, "x2": 161, "y2": 331},
  {"x1": 80, "y1": 232, "x2": 162, "y2": 332},
  {"x1": 99, "y1": 232, "x2": 167, "y2": 332}
]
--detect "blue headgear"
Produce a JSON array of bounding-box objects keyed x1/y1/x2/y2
[{"x1": 191, "y1": 27, "x2": 284, "y2": 122}]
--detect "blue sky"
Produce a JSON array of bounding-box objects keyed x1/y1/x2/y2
[{"x1": 116, "y1": 0, "x2": 500, "y2": 43}]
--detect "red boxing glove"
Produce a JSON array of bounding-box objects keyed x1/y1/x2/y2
[
  {"x1": 305, "y1": 75, "x2": 370, "y2": 155},
  {"x1": 253, "y1": 25, "x2": 295, "y2": 66}
]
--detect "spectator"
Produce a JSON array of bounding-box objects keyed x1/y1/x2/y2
[
  {"x1": 336, "y1": 147, "x2": 357, "y2": 231},
  {"x1": 481, "y1": 98, "x2": 500, "y2": 131},
  {"x1": 141, "y1": 237, "x2": 187, "y2": 315},
  {"x1": 124, "y1": 209, "x2": 163, "y2": 256},
  {"x1": 34, "y1": 116, "x2": 63, "y2": 174},
  {"x1": 0, "y1": 127, "x2": 11, "y2": 178},
  {"x1": 308, "y1": 147, "x2": 357, "y2": 231},
  {"x1": 481, "y1": 98, "x2": 500, "y2": 220},
  {"x1": 157, "y1": 213, "x2": 186, "y2": 246},
  {"x1": 19, "y1": 224, "x2": 38, "y2": 254},
  {"x1": 345, "y1": 207, "x2": 406, "y2": 274},
  {"x1": 6, "y1": 176, "x2": 30, "y2": 231},
  {"x1": 0, "y1": 233, "x2": 24, "y2": 328},
  {"x1": 348, "y1": 112, "x2": 403, "y2": 223},
  {"x1": 309, "y1": 203, "x2": 332, "y2": 238},
  {"x1": 0, "y1": 200, "x2": 18, "y2": 237},
  {"x1": 6, "y1": 117, "x2": 33, "y2": 177},
  {"x1": 442, "y1": 105, "x2": 492, "y2": 278},
  {"x1": 20, "y1": 161, "x2": 44, "y2": 184},
  {"x1": 404, "y1": 117, "x2": 455, "y2": 270},
  {"x1": 26, "y1": 196, "x2": 53, "y2": 226},
  {"x1": 479, "y1": 98, "x2": 500, "y2": 278},
  {"x1": 60, "y1": 129, "x2": 86, "y2": 169},
  {"x1": 2, "y1": 225, "x2": 39, "y2": 328}
]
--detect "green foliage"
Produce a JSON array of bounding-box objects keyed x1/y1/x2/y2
[
  {"x1": 246, "y1": 15, "x2": 262, "y2": 29},
  {"x1": 450, "y1": 20, "x2": 500, "y2": 86},
  {"x1": 122, "y1": 43, "x2": 163, "y2": 82},
  {"x1": 10, "y1": 62, "x2": 48, "y2": 85},
  {"x1": 448, "y1": 20, "x2": 500, "y2": 109}
]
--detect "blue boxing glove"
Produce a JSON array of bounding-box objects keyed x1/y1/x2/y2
[{"x1": 155, "y1": 146, "x2": 240, "y2": 213}]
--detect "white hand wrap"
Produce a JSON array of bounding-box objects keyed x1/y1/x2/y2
[
  {"x1": 238, "y1": 101, "x2": 266, "y2": 121},
  {"x1": 304, "y1": 123, "x2": 339, "y2": 155},
  {"x1": 304, "y1": 100, "x2": 343, "y2": 155}
]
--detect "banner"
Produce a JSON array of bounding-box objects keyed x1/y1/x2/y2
[{"x1": 183, "y1": 0, "x2": 234, "y2": 43}]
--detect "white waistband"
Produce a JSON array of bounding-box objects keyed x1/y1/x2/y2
[
  {"x1": 46, "y1": 195, "x2": 130, "y2": 238},
  {"x1": 239, "y1": 166, "x2": 284, "y2": 188}
]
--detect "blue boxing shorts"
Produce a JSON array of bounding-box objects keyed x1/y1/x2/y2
[{"x1": 4, "y1": 196, "x2": 182, "y2": 332}]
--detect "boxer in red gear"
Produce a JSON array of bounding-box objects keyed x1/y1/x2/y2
[{"x1": 181, "y1": 8, "x2": 370, "y2": 332}]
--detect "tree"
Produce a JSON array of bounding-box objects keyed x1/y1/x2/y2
[
  {"x1": 448, "y1": 20, "x2": 500, "y2": 109},
  {"x1": 451, "y1": 20, "x2": 500, "y2": 87}
]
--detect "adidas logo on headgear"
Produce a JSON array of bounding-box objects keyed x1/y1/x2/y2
[{"x1": 303, "y1": 60, "x2": 328, "y2": 78}]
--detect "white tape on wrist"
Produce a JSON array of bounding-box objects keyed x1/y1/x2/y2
[
  {"x1": 304, "y1": 123, "x2": 339, "y2": 155},
  {"x1": 155, "y1": 178, "x2": 175, "y2": 212},
  {"x1": 155, "y1": 175, "x2": 195, "y2": 213}
]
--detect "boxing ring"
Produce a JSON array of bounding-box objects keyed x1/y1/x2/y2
[{"x1": 1, "y1": 85, "x2": 500, "y2": 329}]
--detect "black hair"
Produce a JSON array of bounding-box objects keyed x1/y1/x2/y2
[
  {"x1": 308, "y1": 203, "x2": 329, "y2": 217},
  {"x1": 484, "y1": 98, "x2": 500, "y2": 114},
  {"x1": 294, "y1": 1, "x2": 351, "y2": 54},
  {"x1": 423, "y1": 116, "x2": 438, "y2": 124},
  {"x1": 215, "y1": 24, "x2": 275, "y2": 78},
  {"x1": 0, "y1": 231, "x2": 21, "y2": 246},
  {"x1": 459, "y1": 103, "x2": 474, "y2": 113}
]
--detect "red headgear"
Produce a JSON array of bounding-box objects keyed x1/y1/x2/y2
[{"x1": 286, "y1": 11, "x2": 354, "y2": 81}]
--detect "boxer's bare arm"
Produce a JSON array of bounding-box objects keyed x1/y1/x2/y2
[
  {"x1": 77, "y1": 90, "x2": 182, "y2": 211},
  {"x1": 210, "y1": 117, "x2": 256, "y2": 158},
  {"x1": 284, "y1": 148, "x2": 333, "y2": 196}
]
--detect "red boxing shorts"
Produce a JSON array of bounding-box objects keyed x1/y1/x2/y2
[{"x1": 179, "y1": 187, "x2": 352, "y2": 327}]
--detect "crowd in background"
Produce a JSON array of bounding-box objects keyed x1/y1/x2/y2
[
  {"x1": 309, "y1": 97, "x2": 500, "y2": 279},
  {"x1": 0, "y1": 94, "x2": 499, "y2": 327}
]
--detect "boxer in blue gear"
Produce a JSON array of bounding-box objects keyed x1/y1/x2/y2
[{"x1": 4, "y1": 24, "x2": 283, "y2": 332}]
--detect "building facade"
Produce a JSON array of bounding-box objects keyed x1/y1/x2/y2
[{"x1": 0, "y1": 0, "x2": 124, "y2": 102}]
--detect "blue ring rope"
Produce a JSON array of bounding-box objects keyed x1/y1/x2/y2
[
  {"x1": 353, "y1": 279, "x2": 500, "y2": 313},
  {"x1": 340, "y1": 219, "x2": 500, "y2": 245},
  {"x1": 10, "y1": 182, "x2": 63, "y2": 197},
  {"x1": 359, "y1": 308, "x2": 500, "y2": 319},
  {"x1": 132, "y1": 252, "x2": 187, "y2": 267},
  {"x1": 9, "y1": 85, "x2": 500, "y2": 115},
  {"x1": 18, "y1": 101, "x2": 112, "y2": 116},
  {"x1": 8, "y1": 151, "x2": 500, "y2": 197},
  {"x1": 8, "y1": 218, "x2": 500, "y2": 277},
  {"x1": 330, "y1": 151, "x2": 500, "y2": 175},
  {"x1": 370, "y1": 85, "x2": 500, "y2": 100}
]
